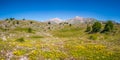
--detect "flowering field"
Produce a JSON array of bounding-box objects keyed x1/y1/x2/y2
[{"x1": 0, "y1": 20, "x2": 120, "y2": 60}]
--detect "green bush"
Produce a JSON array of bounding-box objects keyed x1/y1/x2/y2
[
  {"x1": 85, "y1": 25, "x2": 91, "y2": 32},
  {"x1": 5, "y1": 18, "x2": 9, "y2": 21},
  {"x1": 10, "y1": 18, "x2": 15, "y2": 21},
  {"x1": 102, "y1": 21, "x2": 114, "y2": 33},
  {"x1": 48, "y1": 21, "x2": 51, "y2": 24},
  {"x1": 69, "y1": 24, "x2": 72, "y2": 26},
  {"x1": 89, "y1": 35, "x2": 97, "y2": 40},
  {"x1": 16, "y1": 21, "x2": 19, "y2": 24},
  {"x1": 28, "y1": 28, "x2": 32, "y2": 33},
  {"x1": 92, "y1": 22, "x2": 102, "y2": 33},
  {"x1": 23, "y1": 18, "x2": 25, "y2": 20},
  {"x1": 12, "y1": 21, "x2": 15, "y2": 25},
  {"x1": 16, "y1": 38, "x2": 25, "y2": 42},
  {"x1": 30, "y1": 21, "x2": 33, "y2": 24}
]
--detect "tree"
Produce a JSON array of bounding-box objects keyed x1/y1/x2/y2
[
  {"x1": 102, "y1": 21, "x2": 114, "y2": 32},
  {"x1": 91, "y1": 22, "x2": 102, "y2": 33}
]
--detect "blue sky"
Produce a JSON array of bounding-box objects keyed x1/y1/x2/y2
[{"x1": 0, "y1": 0, "x2": 120, "y2": 22}]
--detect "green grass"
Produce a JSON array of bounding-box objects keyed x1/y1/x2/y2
[
  {"x1": 30, "y1": 35, "x2": 44, "y2": 38},
  {"x1": 52, "y1": 26, "x2": 84, "y2": 37},
  {"x1": 16, "y1": 37, "x2": 25, "y2": 42},
  {"x1": 0, "y1": 20, "x2": 120, "y2": 60},
  {"x1": 14, "y1": 27, "x2": 29, "y2": 32}
]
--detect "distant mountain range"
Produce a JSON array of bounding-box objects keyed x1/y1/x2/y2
[{"x1": 46, "y1": 16, "x2": 97, "y2": 24}]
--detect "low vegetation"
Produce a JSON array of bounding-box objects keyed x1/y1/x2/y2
[
  {"x1": 102, "y1": 21, "x2": 114, "y2": 33},
  {"x1": 0, "y1": 19, "x2": 120, "y2": 60},
  {"x1": 16, "y1": 37, "x2": 25, "y2": 42},
  {"x1": 91, "y1": 21, "x2": 102, "y2": 33},
  {"x1": 85, "y1": 25, "x2": 91, "y2": 32}
]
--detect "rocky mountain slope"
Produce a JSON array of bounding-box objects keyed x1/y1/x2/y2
[{"x1": 47, "y1": 16, "x2": 97, "y2": 24}]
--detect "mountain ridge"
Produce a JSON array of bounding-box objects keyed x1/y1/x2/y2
[{"x1": 46, "y1": 16, "x2": 97, "y2": 24}]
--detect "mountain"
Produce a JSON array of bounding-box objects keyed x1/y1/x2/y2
[
  {"x1": 47, "y1": 16, "x2": 96, "y2": 24},
  {"x1": 47, "y1": 18, "x2": 63, "y2": 24},
  {"x1": 66, "y1": 16, "x2": 96, "y2": 24}
]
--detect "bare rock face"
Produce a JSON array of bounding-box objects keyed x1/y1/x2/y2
[
  {"x1": 19, "y1": 56, "x2": 28, "y2": 60},
  {"x1": 45, "y1": 16, "x2": 96, "y2": 25},
  {"x1": 42, "y1": 16, "x2": 96, "y2": 25},
  {"x1": 67, "y1": 16, "x2": 84, "y2": 24},
  {"x1": 66, "y1": 16, "x2": 96, "y2": 24},
  {"x1": 2, "y1": 36, "x2": 7, "y2": 41},
  {"x1": 6, "y1": 51, "x2": 13, "y2": 60},
  {"x1": 47, "y1": 18, "x2": 63, "y2": 24}
]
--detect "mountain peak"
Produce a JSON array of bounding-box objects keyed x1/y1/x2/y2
[
  {"x1": 48, "y1": 18, "x2": 63, "y2": 24},
  {"x1": 46, "y1": 16, "x2": 96, "y2": 24},
  {"x1": 74, "y1": 16, "x2": 83, "y2": 21}
]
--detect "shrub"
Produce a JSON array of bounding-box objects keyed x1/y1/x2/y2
[
  {"x1": 5, "y1": 18, "x2": 9, "y2": 21},
  {"x1": 10, "y1": 18, "x2": 15, "y2": 21},
  {"x1": 85, "y1": 25, "x2": 91, "y2": 32},
  {"x1": 30, "y1": 21, "x2": 33, "y2": 24},
  {"x1": 16, "y1": 37, "x2": 25, "y2": 42},
  {"x1": 89, "y1": 35, "x2": 97, "y2": 40},
  {"x1": 23, "y1": 18, "x2": 25, "y2": 20},
  {"x1": 12, "y1": 21, "x2": 15, "y2": 25},
  {"x1": 69, "y1": 24, "x2": 72, "y2": 26},
  {"x1": 92, "y1": 22, "x2": 102, "y2": 33},
  {"x1": 16, "y1": 21, "x2": 19, "y2": 24},
  {"x1": 48, "y1": 27, "x2": 50, "y2": 29},
  {"x1": 28, "y1": 28, "x2": 32, "y2": 33},
  {"x1": 102, "y1": 21, "x2": 114, "y2": 33},
  {"x1": 48, "y1": 21, "x2": 51, "y2": 24}
]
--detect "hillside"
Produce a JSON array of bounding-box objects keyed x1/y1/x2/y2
[{"x1": 0, "y1": 19, "x2": 120, "y2": 60}]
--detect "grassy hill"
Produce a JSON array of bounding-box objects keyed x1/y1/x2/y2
[{"x1": 0, "y1": 19, "x2": 120, "y2": 60}]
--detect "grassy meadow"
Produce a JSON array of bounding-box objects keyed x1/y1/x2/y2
[{"x1": 0, "y1": 20, "x2": 120, "y2": 60}]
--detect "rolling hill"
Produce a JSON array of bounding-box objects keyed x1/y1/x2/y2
[{"x1": 0, "y1": 18, "x2": 120, "y2": 60}]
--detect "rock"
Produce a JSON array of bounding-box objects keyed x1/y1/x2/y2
[
  {"x1": 2, "y1": 36, "x2": 7, "y2": 41},
  {"x1": 26, "y1": 34, "x2": 29, "y2": 37},
  {"x1": 19, "y1": 56, "x2": 28, "y2": 60},
  {"x1": 6, "y1": 51, "x2": 13, "y2": 60}
]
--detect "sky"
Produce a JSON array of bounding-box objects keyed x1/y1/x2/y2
[{"x1": 0, "y1": 0, "x2": 120, "y2": 22}]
